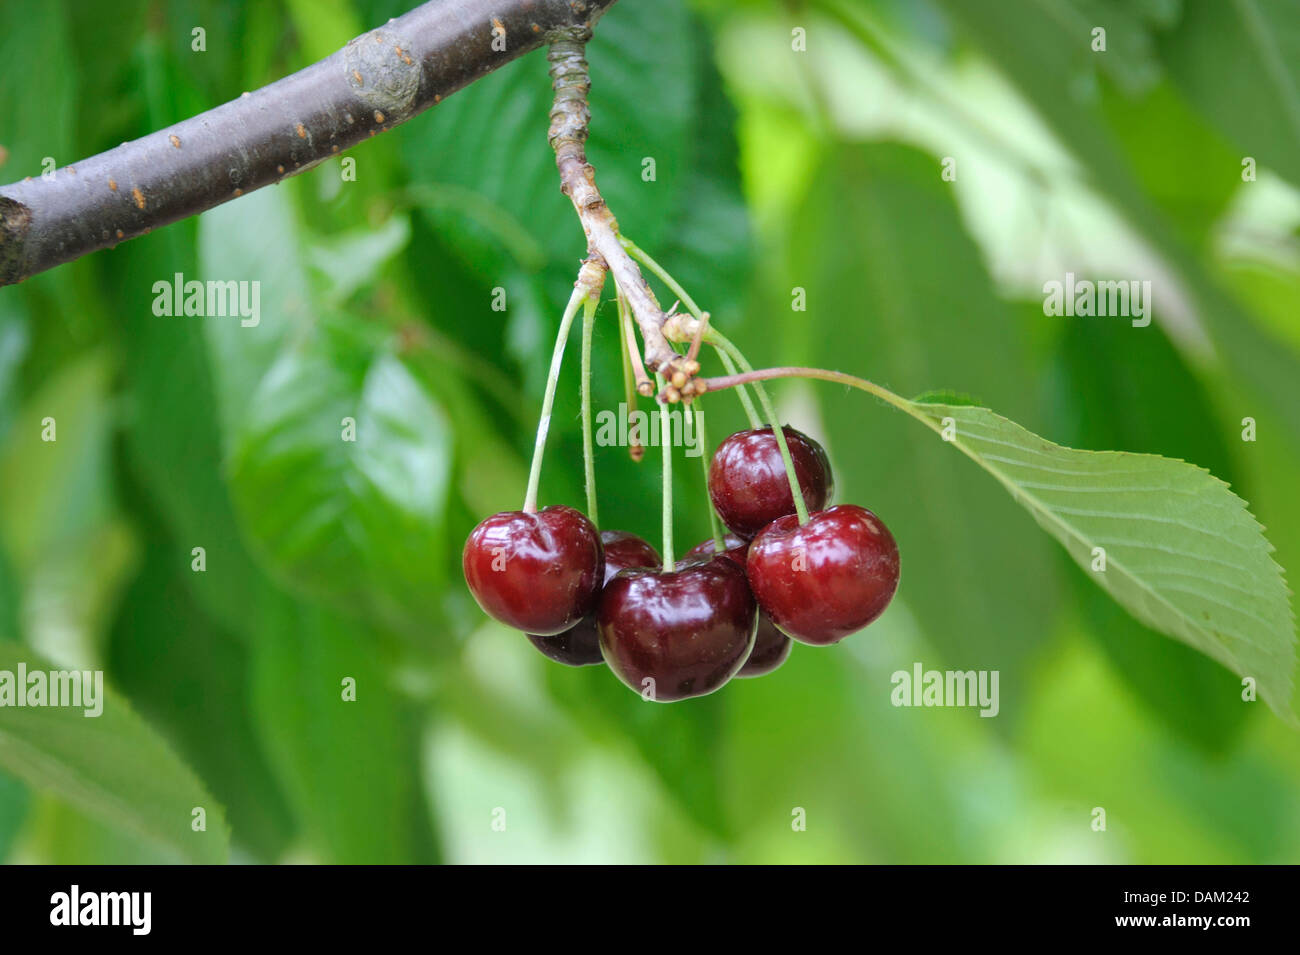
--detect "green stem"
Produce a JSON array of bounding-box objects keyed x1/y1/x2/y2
[
  {"x1": 523, "y1": 286, "x2": 587, "y2": 514},
  {"x1": 580, "y1": 296, "x2": 599, "y2": 524},
  {"x1": 691, "y1": 399, "x2": 726, "y2": 551},
  {"x1": 616, "y1": 292, "x2": 644, "y2": 461},
  {"x1": 708, "y1": 329, "x2": 810, "y2": 524},
  {"x1": 715, "y1": 347, "x2": 761, "y2": 427},
  {"x1": 655, "y1": 373, "x2": 675, "y2": 571},
  {"x1": 699, "y1": 364, "x2": 925, "y2": 424}
]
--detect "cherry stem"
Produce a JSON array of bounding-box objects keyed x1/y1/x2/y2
[
  {"x1": 580, "y1": 295, "x2": 599, "y2": 525},
  {"x1": 616, "y1": 284, "x2": 653, "y2": 396},
  {"x1": 715, "y1": 346, "x2": 761, "y2": 427},
  {"x1": 691, "y1": 399, "x2": 726, "y2": 552},
  {"x1": 695, "y1": 365, "x2": 911, "y2": 416},
  {"x1": 616, "y1": 290, "x2": 644, "y2": 462},
  {"x1": 655, "y1": 373, "x2": 675, "y2": 571},
  {"x1": 621, "y1": 236, "x2": 760, "y2": 423},
  {"x1": 707, "y1": 330, "x2": 810, "y2": 525},
  {"x1": 685, "y1": 309, "x2": 709, "y2": 364},
  {"x1": 523, "y1": 284, "x2": 588, "y2": 514}
]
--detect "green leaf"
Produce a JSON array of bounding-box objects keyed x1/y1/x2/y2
[
  {"x1": 1048, "y1": 317, "x2": 1253, "y2": 750},
  {"x1": 110, "y1": 146, "x2": 263, "y2": 638},
  {"x1": 306, "y1": 214, "x2": 411, "y2": 307},
  {"x1": 227, "y1": 321, "x2": 453, "y2": 636},
  {"x1": 250, "y1": 597, "x2": 440, "y2": 863},
  {"x1": 777, "y1": 143, "x2": 1059, "y2": 710},
  {"x1": 0, "y1": 352, "x2": 138, "y2": 661},
  {"x1": 199, "y1": 186, "x2": 314, "y2": 442},
  {"x1": 1157, "y1": 0, "x2": 1300, "y2": 192},
  {"x1": 900, "y1": 399, "x2": 1297, "y2": 721},
  {"x1": 398, "y1": 0, "x2": 697, "y2": 278},
  {"x1": 0, "y1": 295, "x2": 28, "y2": 447},
  {"x1": 931, "y1": 0, "x2": 1300, "y2": 456},
  {"x1": 106, "y1": 522, "x2": 296, "y2": 862},
  {"x1": 0, "y1": 640, "x2": 229, "y2": 863},
  {"x1": 201, "y1": 186, "x2": 453, "y2": 637},
  {"x1": 0, "y1": 768, "x2": 26, "y2": 860},
  {"x1": 283, "y1": 0, "x2": 362, "y2": 65},
  {"x1": 0, "y1": 0, "x2": 75, "y2": 180}
]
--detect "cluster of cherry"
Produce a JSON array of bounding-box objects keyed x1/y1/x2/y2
[{"x1": 463, "y1": 426, "x2": 900, "y2": 701}]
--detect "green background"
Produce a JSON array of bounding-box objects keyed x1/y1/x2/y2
[{"x1": 1, "y1": 0, "x2": 1298, "y2": 863}]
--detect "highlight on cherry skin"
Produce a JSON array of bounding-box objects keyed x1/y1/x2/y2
[
  {"x1": 462, "y1": 505, "x2": 604, "y2": 636},
  {"x1": 461, "y1": 426, "x2": 900, "y2": 702},
  {"x1": 746, "y1": 504, "x2": 901, "y2": 646},
  {"x1": 684, "y1": 534, "x2": 792, "y2": 678},
  {"x1": 598, "y1": 554, "x2": 757, "y2": 702},
  {"x1": 527, "y1": 530, "x2": 660, "y2": 667},
  {"x1": 708, "y1": 426, "x2": 834, "y2": 539}
]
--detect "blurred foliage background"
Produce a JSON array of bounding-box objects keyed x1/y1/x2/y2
[{"x1": 1, "y1": 0, "x2": 1298, "y2": 863}]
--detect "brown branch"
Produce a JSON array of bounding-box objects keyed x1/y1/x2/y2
[
  {"x1": 546, "y1": 29, "x2": 676, "y2": 373},
  {"x1": 0, "y1": 0, "x2": 619, "y2": 287}
]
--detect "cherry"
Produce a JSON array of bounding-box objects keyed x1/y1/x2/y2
[
  {"x1": 737, "y1": 615, "x2": 793, "y2": 677},
  {"x1": 708, "y1": 426, "x2": 834, "y2": 539},
  {"x1": 684, "y1": 535, "x2": 791, "y2": 678},
  {"x1": 462, "y1": 505, "x2": 603, "y2": 635},
  {"x1": 746, "y1": 504, "x2": 899, "y2": 646},
  {"x1": 684, "y1": 532, "x2": 750, "y2": 566},
  {"x1": 527, "y1": 530, "x2": 660, "y2": 666},
  {"x1": 598, "y1": 556, "x2": 757, "y2": 701}
]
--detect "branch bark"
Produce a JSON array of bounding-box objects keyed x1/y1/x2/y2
[
  {"x1": 0, "y1": 0, "x2": 617, "y2": 287},
  {"x1": 546, "y1": 31, "x2": 675, "y2": 373}
]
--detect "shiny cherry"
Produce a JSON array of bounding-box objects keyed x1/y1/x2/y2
[
  {"x1": 684, "y1": 532, "x2": 750, "y2": 566},
  {"x1": 684, "y1": 535, "x2": 792, "y2": 678},
  {"x1": 746, "y1": 504, "x2": 899, "y2": 645},
  {"x1": 527, "y1": 530, "x2": 660, "y2": 666},
  {"x1": 462, "y1": 505, "x2": 603, "y2": 635},
  {"x1": 736, "y1": 612, "x2": 793, "y2": 677},
  {"x1": 708, "y1": 426, "x2": 833, "y2": 538},
  {"x1": 598, "y1": 556, "x2": 757, "y2": 702}
]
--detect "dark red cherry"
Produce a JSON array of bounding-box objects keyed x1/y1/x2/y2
[
  {"x1": 462, "y1": 505, "x2": 603, "y2": 635},
  {"x1": 598, "y1": 556, "x2": 757, "y2": 702},
  {"x1": 684, "y1": 532, "x2": 750, "y2": 566},
  {"x1": 684, "y1": 535, "x2": 791, "y2": 678},
  {"x1": 746, "y1": 504, "x2": 899, "y2": 646},
  {"x1": 708, "y1": 426, "x2": 833, "y2": 539},
  {"x1": 736, "y1": 613, "x2": 793, "y2": 677},
  {"x1": 527, "y1": 530, "x2": 660, "y2": 666}
]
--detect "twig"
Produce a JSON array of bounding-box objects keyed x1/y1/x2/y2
[
  {"x1": 547, "y1": 31, "x2": 676, "y2": 373},
  {"x1": 0, "y1": 0, "x2": 619, "y2": 286}
]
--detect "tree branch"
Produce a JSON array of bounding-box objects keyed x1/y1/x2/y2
[
  {"x1": 0, "y1": 0, "x2": 618, "y2": 287},
  {"x1": 546, "y1": 30, "x2": 676, "y2": 373}
]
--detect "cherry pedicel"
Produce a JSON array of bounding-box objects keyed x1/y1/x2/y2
[
  {"x1": 685, "y1": 534, "x2": 792, "y2": 678},
  {"x1": 708, "y1": 426, "x2": 834, "y2": 538},
  {"x1": 462, "y1": 505, "x2": 603, "y2": 636},
  {"x1": 598, "y1": 555, "x2": 757, "y2": 701},
  {"x1": 528, "y1": 530, "x2": 660, "y2": 666},
  {"x1": 746, "y1": 504, "x2": 900, "y2": 646}
]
